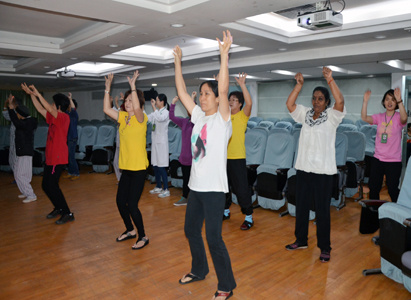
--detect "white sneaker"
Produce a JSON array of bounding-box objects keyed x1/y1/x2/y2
[
  {"x1": 18, "y1": 194, "x2": 26, "y2": 199},
  {"x1": 149, "y1": 187, "x2": 163, "y2": 194},
  {"x1": 23, "y1": 197, "x2": 37, "y2": 203},
  {"x1": 158, "y1": 189, "x2": 170, "y2": 198}
]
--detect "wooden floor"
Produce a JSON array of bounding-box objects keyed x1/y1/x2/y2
[{"x1": 0, "y1": 166, "x2": 409, "y2": 300}]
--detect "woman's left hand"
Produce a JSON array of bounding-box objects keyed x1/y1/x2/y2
[
  {"x1": 217, "y1": 30, "x2": 232, "y2": 56},
  {"x1": 127, "y1": 70, "x2": 140, "y2": 88},
  {"x1": 322, "y1": 67, "x2": 332, "y2": 81},
  {"x1": 394, "y1": 87, "x2": 402, "y2": 103}
]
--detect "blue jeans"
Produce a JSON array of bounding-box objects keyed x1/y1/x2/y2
[
  {"x1": 67, "y1": 139, "x2": 79, "y2": 176},
  {"x1": 153, "y1": 166, "x2": 168, "y2": 190}
]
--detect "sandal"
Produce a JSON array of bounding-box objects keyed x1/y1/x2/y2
[
  {"x1": 178, "y1": 273, "x2": 205, "y2": 285},
  {"x1": 213, "y1": 290, "x2": 233, "y2": 300},
  {"x1": 132, "y1": 237, "x2": 149, "y2": 250},
  {"x1": 116, "y1": 230, "x2": 136, "y2": 242}
]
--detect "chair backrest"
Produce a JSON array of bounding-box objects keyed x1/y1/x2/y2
[
  {"x1": 335, "y1": 132, "x2": 348, "y2": 166},
  {"x1": 245, "y1": 128, "x2": 268, "y2": 165},
  {"x1": 337, "y1": 123, "x2": 358, "y2": 133},
  {"x1": 341, "y1": 118, "x2": 355, "y2": 125},
  {"x1": 77, "y1": 125, "x2": 82, "y2": 144},
  {"x1": 78, "y1": 119, "x2": 91, "y2": 126},
  {"x1": 258, "y1": 120, "x2": 274, "y2": 130},
  {"x1": 266, "y1": 117, "x2": 279, "y2": 125},
  {"x1": 355, "y1": 119, "x2": 369, "y2": 130},
  {"x1": 33, "y1": 125, "x2": 48, "y2": 149},
  {"x1": 249, "y1": 116, "x2": 263, "y2": 125},
  {"x1": 247, "y1": 120, "x2": 258, "y2": 129},
  {"x1": 359, "y1": 125, "x2": 377, "y2": 156},
  {"x1": 281, "y1": 117, "x2": 296, "y2": 125},
  {"x1": 168, "y1": 126, "x2": 182, "y2": 155},
  {"x1": 78, "y1": 126, "x2": 98, "y2": 152},
  {"x1": 263, "y1": 131, "x2": 294, "y2": 169},
  {"x1": 95, "y1": 125, "x2": 116, "y2": 147},
  {"x1": 0, "y1": 125, "x2": 10, "y2": 149},
  {"x1": 274, "y1": 121, "x2": 293, "y2": 133},
  {"x1": 398, "y1": 160, "x2": 411, "y2": 208},
  {"x1": 343, "y1": 131, "x2": 366, "y2": 162}
]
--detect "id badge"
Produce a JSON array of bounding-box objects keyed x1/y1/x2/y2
[
  {"x1": 381, "y1": 133, "x2": 388, "y2": 144},
  {"x1": 152, "y1": 124, "x2": 156, "y2": 132}
]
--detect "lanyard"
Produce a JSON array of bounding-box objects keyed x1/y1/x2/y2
[{"x1": 384, "y1": 112, "x2": 394, "y2": 133}]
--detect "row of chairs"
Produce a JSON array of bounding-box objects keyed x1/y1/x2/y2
[{"x1": 235, "y1": 124, "x2": 377, "y2": 216}]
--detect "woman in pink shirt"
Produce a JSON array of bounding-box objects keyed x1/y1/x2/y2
[{"x1": 361, "y1": 88, "x2": 407, "y2": 202}]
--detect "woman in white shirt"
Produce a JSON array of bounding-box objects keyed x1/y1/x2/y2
[
  {"x1": 173, "y1": 30, "x2": 236, "y2": 300},
  {"x1": 147, "y1": 94, "x2": 170, "y2": 198},
  {"x1": 285, "y1": 67, "x2": 345, "y2": 263}
]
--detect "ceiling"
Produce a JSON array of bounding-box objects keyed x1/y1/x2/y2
[{"x1": 1, "y1": 0, "x2": 411, "y2": 92}]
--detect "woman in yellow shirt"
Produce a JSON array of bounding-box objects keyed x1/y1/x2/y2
[{"x1": 103, "y1": 71, "x2": 150, "y2": 250}]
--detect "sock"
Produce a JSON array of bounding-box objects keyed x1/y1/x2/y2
[
  {"x1": 245, "y1": 214, "x2": 253, "y2": 223},
  {"x1": 224, "y1": 209, "x2": 230, "y2": 216}
]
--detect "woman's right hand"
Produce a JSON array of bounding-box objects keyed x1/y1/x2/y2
[
  {"x1": 105, "y1": 73, "x2": 114, "y2": 91},
  {"x1": 363, "y1": 90, "x2": 371, "y2": 103},
  {"x1": 172, "y1": 96, "x2": 179, "y2": 105},
  {"x1": 295, "y1": 73, "x2": 304, "y2": 86},
  {"x1": 173, "y1": 46, "x2": 182, "y2": 65}
]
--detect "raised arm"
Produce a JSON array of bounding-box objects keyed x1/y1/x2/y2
[
  {"x1": 361, "y1": 90, "x2": 373, "y2": 124},
  {"x1": 235, "y1": 72, "x2": 252, "y2": 117},
  {"x1": 323, "y1": 67, "x2": 344, "y2": 112},
  {"x1": 216, "y1": 30, "x2": 232, "y2": 121},
  {"x1": 21, "y1": 83, "x2": 47, "y2": 118},
  {"x1": 173, "y1": 46, "x2": 196, "y2": 115},
  {"x1": 286, "y1": 73, "x2": 304, "y2": 113},
  {"x1": 394, "y1": 87, "x2": 408, "y2": 125},
  {"x1": 127, "y1": 70, "x2": 144, "y2": 123},
  {"x1": 103, "y1": 74, "x2": 119, "y2": 121},
  {"x1": 30, "y1": 84, "x2": 59, "y2": 118},
  {"x1": 68, "y1": 92, "x2": 75, "y2": 109}
]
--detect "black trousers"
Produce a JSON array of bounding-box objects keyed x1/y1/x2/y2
[
  {"x1": 116, "y1": 169, "x2": 147, "y2": 238},
  {"x1": 185, "y1": 191, "x2": 236, "y2": 292},
  {"x1": 224, "y1": 159, "x2": 253, "y2": 215},
  {"x1": 42, "y1": 164, "x2": 71, "y2": 214},
  {"x1": 295, "y1": 170, "x2": 333, "y2": 252},
  {"x1": 369, "y1": 157, "x2": 402, "y2": 203},
  {"x1": 181, "y1": 164, "x2": 191, "y2": 199}
]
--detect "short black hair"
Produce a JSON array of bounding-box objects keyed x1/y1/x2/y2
[
  {"x1": 199, "y1": 80, "x2": 219, "y2": 97},
  {"x1": 312, "y1": 86, "x2": 331, "y2": 108},
  {"x1": 381, "y1": 89, "x2": 399, "y2": 110},
  {"x1": 53, "y1": 93, "x2": 70, "y2": 112},
  {"x1": 228, "y1": 91, "x2": 244, "y2": 109}
]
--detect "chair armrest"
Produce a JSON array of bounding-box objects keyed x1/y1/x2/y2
[{"x1": 404, "y1": 218, "x2": 411, "y2": 227}]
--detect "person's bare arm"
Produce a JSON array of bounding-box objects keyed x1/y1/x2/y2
[{"x1": 103, "y1": 74, "x2": 119, "y2": 121}]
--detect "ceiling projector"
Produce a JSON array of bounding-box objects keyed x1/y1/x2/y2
[
  {"x1": 56, "y1": 68, "x2": 76, "y2": 78},
  {"x1": 297, "y1": 10, "x2": 343, "y2": 30}
]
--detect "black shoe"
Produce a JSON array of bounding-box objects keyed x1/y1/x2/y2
[
  {"x1": 46, "y1": 208, "x2": 62, "y2": 219},
  {"x1": 240, "y1": 220, "x2": 254, "y2": 230},
  {"x1": 55, "y1": 213, "x2": 75, "y2": 225},
  {"x1": 223, "y1": 212, "x2": 230, "y2": 221}
]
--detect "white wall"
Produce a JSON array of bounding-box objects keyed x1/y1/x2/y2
[{"x1": 257, "y1": 76, "x2": 392, "y2": 122}]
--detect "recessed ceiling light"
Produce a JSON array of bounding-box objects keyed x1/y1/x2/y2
[
  {"x1": 366, "y1": 74, "x2": 375, "y2": 78},
  {"x1": 152, "y1": 83, "x2": 158, "y2": 87},
  {"x1": 171, "y1": 23, "x2": 184, "y2": 28},
  {"x1": 270, "y1": 70, "x2": 296, "y2": 76},
  {"x1": 278, "y1": 48, "x2": 287, "y2": 51},
  {"x1": 374, "y1": 35, "x2": 386, "y2": 39},
  {"x1": 109, "y1": 44, "x2": 119, "y2": 48},
  {"x1": 211, "y1": 57, "x2": 219, "y2": 61},
  {"x1": 43, "y1": 66, "x2": 50, "y2": 69},
  {"x1": 70, "y1": 57, "x2": 78, "y2": 60}
]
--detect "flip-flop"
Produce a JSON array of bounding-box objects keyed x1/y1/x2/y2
[
  {"x1": 213, "y1": 291, "x2": 233, "y2": 300},
  {"x1": 178, "y1": 273, "x2": 205, "y2": 285},
  {"x1": 131, "y1": 237, "x2": 149, "y2": 250},
  {"x1": 116, "y1": 231, "x2": 136, "y2": 242}
]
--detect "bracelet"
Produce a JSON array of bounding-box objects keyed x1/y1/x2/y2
[
  {"x1": 397, "y1": 100, "x2": 403, "y2": 104},
  {"x1": 131, "y1": 89, "x2": 136, "y2": 92},
  {"x1": 105, "y1": 90, "x2": 109, "y2": 94},
  {"x1": 328, "y1": 79, "x2": 334, "y2": 85}
]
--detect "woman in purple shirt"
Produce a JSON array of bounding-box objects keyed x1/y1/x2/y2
[{"x1": 169, "y1": 92, "x2": 196, "y2": 206}]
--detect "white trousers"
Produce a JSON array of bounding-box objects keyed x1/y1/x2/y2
[{"x1": 14, "y1": 156, "x2": 36, "y2": 198}]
